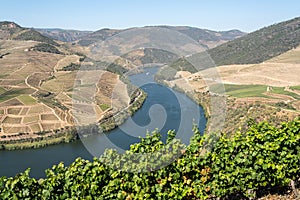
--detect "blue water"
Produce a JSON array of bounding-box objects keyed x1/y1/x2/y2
[{"x1": 0, "y1": 67, "x2": 206, "y2": 178}]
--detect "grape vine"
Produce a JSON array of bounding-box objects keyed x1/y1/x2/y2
[{"x1": 0, "y1": 119, "x2": 299, "y2": 199}]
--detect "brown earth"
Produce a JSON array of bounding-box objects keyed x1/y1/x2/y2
[{"x1": 0, "y1": 39, "x2": 130, "y2": 142}]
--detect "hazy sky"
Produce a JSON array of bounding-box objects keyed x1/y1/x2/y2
[{"x1": 1, "y1": 0, "x2": 299, "y2": 32}]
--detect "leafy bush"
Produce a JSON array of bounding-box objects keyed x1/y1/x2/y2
[
  {"x1": 106, "y1": 63, "x2": 128, "y2": 75},
  {"x1": 31, "y1": 43, "x2": 62, "y2": 54},
  {"x1": 0, "y1": 119, "x2": 300, "y2": 199},
  {"x1": 60, "y1": 62, "x2": 81, "y2": 71},
  {"x1": 275, "y1": 102, "x2": 296, "y2": 110}
]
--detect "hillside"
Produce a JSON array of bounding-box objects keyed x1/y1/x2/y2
[
  {"x1": 1, "y1": 17, "x2": 300, "y2": 200},
  {"x1": 77, "y1": 28, "x2": 122, "y2": 46},
  {"x1": 0, "y1": 23, "x2": 131, "y2": 145},
  {"x1": 207, "y1": 17, "x2": 300, "y2": 66},
  {"x1": 159, "y1": 26, "x2": 246, "y2": 48},
  {"x1": 164, "y1": 48, "x2": 300, "y2": 135},
  {"x1": 77, "y1": 26, "x2": 245, "y2": 47},
  {"x1": 74, "y1": 26, "x2": 244, "y2": 67},
  {"x1": 121, "y1": 48, "x2": 179, "y2": 65},
  {"x1": 0, "y1": 21, "x2": 59, "y2": 46},
  {"x1": 0, "y1": 21, "x2": 24, "y2": 39},
  {"x1": 35, "y1": 28, "x2": 92, "y2": 42}
]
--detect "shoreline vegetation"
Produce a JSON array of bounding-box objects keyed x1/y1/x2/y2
[
  {"x1": 154, "y1": 73, "x2": 211, "y2": 126},
  {"x1": 1, "y1": 119, "x2": 299, "y2": 199},
  {"x1": 98, "y1": 89, "x2": 147, "y2": 132},
  {"x1": 0, "y1": 65, "x2": 212, "y2": 151},
  {"x1": 0, "y1": 88, "x2": 147, "y2": 151}
]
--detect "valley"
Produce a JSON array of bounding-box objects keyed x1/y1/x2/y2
[
  {"x1": 0, "y1": 14, "x2": 300, "y2": 199},
  {"x1": 0, "y1": 17, "x2": 299, "y2": 150},
  {"x1": 0, "y1": 24, "x2": 133, "y2": 149},
  {"x1": 0, "y1": 21, "x2": 246, "y2": 149}
]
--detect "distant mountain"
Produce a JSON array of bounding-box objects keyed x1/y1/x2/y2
[
  {"x1": 207, "y1": 17, "x2": 300, "y2": 66},
  {"x1": 0, "y1": 21, "x2": 59, "y2": 46},
  {"x1": 77, "y1": 26, "x2": 246, "y2": 48},
  {"x1": 0, "y1": 21, "x2": 23, "y2": 39},
  {"x1": 77, "y1": 28, "x2": 122, "y2": 46},
  {"x1": 156, "y1": 26, "x2": 246, "y2": 48},
  {"x1": 35, "y1": 28, "x2": 92, "y2": 42},
  {"x1": 74, "y1": 26, "x2": 245, "y2": 65},
  {"x1": 122, "y1": 48, "x2": 179, "y2": 65}
]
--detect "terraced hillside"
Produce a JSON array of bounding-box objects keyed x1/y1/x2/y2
[
  {"x1": 165, "y1": 45, "x2": 300, "y2": 133},
  {"x1": 0, "y1": 40, "x2": 70, "y2": 138},
  {"x1": 0, "y1": 23, "x2": 131, "y2": 144}
]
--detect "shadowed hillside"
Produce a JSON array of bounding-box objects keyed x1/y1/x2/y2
[
  {"x1": 208, "y1": 17, "x2": 300, "y2": 65},
  {"x1": 0, "y1": 21, "x2": 59, "y2": 46}
]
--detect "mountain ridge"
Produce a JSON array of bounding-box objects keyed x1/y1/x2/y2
[
  {"x1": 35, "y1": 28, "x2": 92, "y2": 42},
  {"x1": 75, "y1": 26, "x2": 246, "y2": 48},
  {"x1": 207, "y1": 16, "x2": 300, "y2": 66},
  {"x1": 34, "y1": 25, "x2": 245, "y2": 46},
  {"x1": 0, "y1": 21, "x2": 59, "y2": 46}
]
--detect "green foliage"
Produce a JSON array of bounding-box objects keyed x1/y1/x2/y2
[
  {"x1": 154, "y1": 65, "x2": 177, "y2": 82},
  {"x1": 122, "y1": 48, "x2": 179, "y2": 65},
  {"x1": 141, "y1": 48, "x2": 179, "y2": 64},
  {"x1": 164, "y1": 51, "x2": 217, "y2": 75},
  {"x1": 0, "y1": 87, "x2": 7, "y2": 95},
  {"x1": 275, "y1": 101, "x2": 296, "y2": 110},
  {"x1": 106, "y1": 63, "x2": 128, "y2": 75},
  {"x1": 0, "y1": 88, "x2": 35, "y2": 103},
  {"x1": 99, "y1": 90, "x2": 147, "y2": 132},
  {"x1": 35, "y1": 91, "x2": 68, "y2": 111},
  {"x1": 60, "y1": 62, "x2": 81, "y2": 71},
  {"x1": 0, "y1": 21, "x2": 24, "y2": 35},
  {"x1": 99, "y1": 103, "x2": 110, "y2": 111},
  {"x1": 208, "y1": 17, "x2": 300, "y2": 65},
  {"x1": 0, "y1": 119, "x2": 300, "y2": 199},
  {"x1": 271, "y1": 87, "x2": 300, "y2": 100},
  {"x1": 169, "y1": 57, "x2": 198, "y2": 73},
  {"x1": 222, "y1": 84, "x2": 269, "y2": 98},
  {"x1": 0, "y1": 169, "x2": 40, "y2": 199},
  {"x1": 14, "y1": 29, "x2": 59, "y2": 46},
  {"x1": 77, "y1": 39, "x2": 95, "y2": 46},
  {"x1": 291, "y1": 85, "x2": 300, "y2": 91},
  {"x1": 17, "y1": 95, "x2": 36, "y2": 105},
  {"x1": 31, "y1": 43, "x2": 62, "y2": 54}
]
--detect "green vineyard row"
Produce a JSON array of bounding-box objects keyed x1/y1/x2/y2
[{"x1": 0, "y1": 119, "x2": 299, "y2": 199}]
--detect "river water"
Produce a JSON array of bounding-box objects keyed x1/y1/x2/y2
[{"x1": 0, "y1": 67, "x2": 206, "y2": 178}]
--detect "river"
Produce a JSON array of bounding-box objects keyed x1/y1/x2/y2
[{"x1": 0, "y1": 67, "x2": 206, "y2": 178}]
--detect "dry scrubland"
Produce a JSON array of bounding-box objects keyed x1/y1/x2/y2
[
  {"x1": 0, "y1": 40, "x2": 130, "y2": 141},
  {"x1": 168, "y1": 46, "x2": 300, "y2": 133}
]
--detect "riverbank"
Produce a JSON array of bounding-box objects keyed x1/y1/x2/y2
[
  {"x1": 154, "y1": 76, "x2": 211, "y2": 125},
  {"x1": 0, "y1": 130, "x2": 77, "y2": 150},
  {"x1": 0, "y1": 89, "x2": 147, "y2": 151},
  {"x1": 98, "y1": 89, "x2": 147, "y2": 132}
]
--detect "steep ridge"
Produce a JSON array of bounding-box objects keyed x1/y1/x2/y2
[{"x1": 207, "y1": 17, "x2": 300, "y2": 66}]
